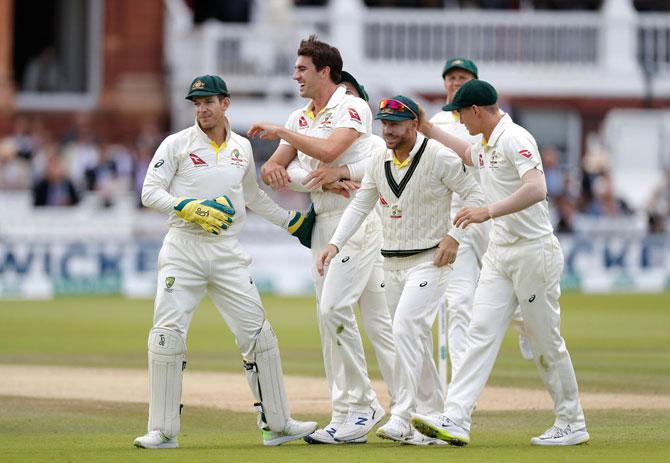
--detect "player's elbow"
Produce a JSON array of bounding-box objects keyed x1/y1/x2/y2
[
  {"x1": 319, "y1": 147, "x2": 342, "y2": 163},
  {"x1": 530, "y1": 181, "x2": 547, "y2": 204},
  {"x1": 140, "y1": 187, "x2": 154, "y2": 208}
]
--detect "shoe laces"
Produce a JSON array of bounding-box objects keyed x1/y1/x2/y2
[{"x1": 542, "y1": 425, "x2": 571, "y2": 438}]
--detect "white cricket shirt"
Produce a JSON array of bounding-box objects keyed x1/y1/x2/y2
[
  {"x1": 142, "y1": 118, "x2": 291, "y2": 237},
  {"x1": 281, "y1": 86, "x2": 374, "y2": 215},
  {"x1": 330, "y1": 134, "x2": 485, "y2": 269},
  {"x1": 470, "y1": 114, "x2": 553, "y2": 245},
  {"x1": 430, "y1": 110, "x2": 482, "y2": 214}
]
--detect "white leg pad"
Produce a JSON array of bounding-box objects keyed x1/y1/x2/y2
[
  {"x1": 147, "y1": 327, "x2": 186, "y2": 438},
  {"x1": 244, "y1": 320, "x2": 290, "y2": 432}
]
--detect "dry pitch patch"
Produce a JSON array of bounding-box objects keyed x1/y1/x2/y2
[{"x1": 2, "y1": 364, "x2": 669, "y2": 413}]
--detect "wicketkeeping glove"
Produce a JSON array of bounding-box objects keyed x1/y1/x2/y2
[
  {"x1": 287, "y1": 204, "x2": 316, "y2": 248},
  {"x1": 174, "y1": 196, "x2": 235, "y2": 235}
]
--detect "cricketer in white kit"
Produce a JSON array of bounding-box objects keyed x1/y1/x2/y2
[
  {"x1": 431, "y1": 58, "x2": 532, "y2": 393},
  {"x1": 411, "y1": 79, "x2": 589, "y2": 447},
  {"x1": 133, "y1": 75, "x2": 317, "y2": 449},
  {"x1": 250, "y1": 37, "x2": 394, "y2": 444},
  {"x1": 317, "y1": 95, "x2": 485, "y2": 445}
]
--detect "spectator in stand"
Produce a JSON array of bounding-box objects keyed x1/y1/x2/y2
[
  {"x1": 61, "y1": 114, "x2": 100, "y2": 190},
  {"x1": 554, "y1": 194, "x2": 576, "y2": 234},
  {"x1": 86, "y1": 143, "x2": 134, "y2": 208},
  {"x1": 647, "y1": 168, "x2": 670, "y2": 233},
  {"x1": 8, "y1": 115, "x2": 38, "y2": 161},
  {"x1": 541, "y1": 145, "x2": 565, "y2": 200},
  {"x1": 0, "y1": 138, "x2": 31, "y2": 190},
  {"x1": 21, "y1": 46, "x2": 67, "y2": 92},
  {"x1": 33, "y1": 150, "x2": 80, "y2": 206},
  {"x1": 584, "y1": 174, "x2": 632, "y2": 217}
]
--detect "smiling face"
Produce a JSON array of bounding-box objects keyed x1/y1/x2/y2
[
  {"x1": 192, "y1": 95, "x2": 229, "y2": 131},
  {"x1": 444, "y1": 69, "x2": 476, "y2": 103},
  {"x1": 381, "y1": 119, "x2": 417, "y2": 151},
  {"x1": 293, "y1": 55, "x2": 328, "y2": 99}
]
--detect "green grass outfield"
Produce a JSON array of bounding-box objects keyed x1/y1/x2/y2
[{"x1": 1, "y1": 293, "x2": 670, "y2": 461}]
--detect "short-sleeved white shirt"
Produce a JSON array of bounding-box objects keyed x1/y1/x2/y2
[
  {"x1": 431, "y1": 110, "x2": 482, "y2": 213},
  {"x1": 282, "y1": 86, "x2": 374, "y2": 214},
  {"x1": 470, "y1": 114, "x2": 553, "y2": 245}
]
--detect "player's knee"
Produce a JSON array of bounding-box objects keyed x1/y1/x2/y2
[{"x1": 148, "y1": 326, "x2": 186, "y2": 355}]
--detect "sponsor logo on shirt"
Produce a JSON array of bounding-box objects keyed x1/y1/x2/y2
[
  {"x1": 154, "y1": 159, "x2": 164, "y2": 168},
  {"x1": 379, "y1": 193, "x2": 389, "y2": 207},
  {"x1": 298, "y1": 116, "x2": 308, "y2": 129},
  {"x1": 519, "y1": 149, "x2": 533, "y2": 159},
  {"x1": 348, "y1": 107, "x2": 361, "y2": 123},
  {"x1": 189, "y1": 153, "x2": 208, "y2": 166},
  {"x1": 478, "y1": 153, "x2": 484, "y2": 167}
]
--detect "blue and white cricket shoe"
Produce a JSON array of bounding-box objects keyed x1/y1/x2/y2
[
  {"x1": 304, "y1": 421, "x2": 367, "y2": 444},
  {"x1": 333, "y1": 403, "x2": 385, "y2": 442}
]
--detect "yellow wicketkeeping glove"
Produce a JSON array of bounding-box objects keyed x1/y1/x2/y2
[
  {"x1": 174, "y1": 196, "x2": 235, "y2": 235},
  {"x1": 287, "y1": 204, "x2": 316, "y2": 248}
]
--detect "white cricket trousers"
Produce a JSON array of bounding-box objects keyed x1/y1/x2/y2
[
  {"x1": 153, "y1": 228, "x2": 265, "y2": 359},
  {"x1": 385, "y1": 258, "x2": 449, "y2": 422},
  {"x1": 444, "y1": 234, "x2": 586, "y2": 431},
  {"x1": 442, "y1": 220, "x2": 490, "y2": 379},
  {"x1": 313, "y1": 212, "x2": 395, "y2": 420}
]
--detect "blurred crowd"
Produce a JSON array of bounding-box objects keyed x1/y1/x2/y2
[
  {"x1": 0, "y1": 115, "x2": 162, "y2": 208},
  {"x1": 1, "y1": 115, "x2": 668, "y2": 234}
]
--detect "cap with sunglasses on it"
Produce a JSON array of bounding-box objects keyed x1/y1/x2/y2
[{"x1": 375, "y1": 95, "x2": 419, "y2": 121}]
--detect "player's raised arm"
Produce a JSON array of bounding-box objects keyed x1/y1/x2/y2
[{"x1": 418, "y1": 109, "x2": 473, "y2": 166}]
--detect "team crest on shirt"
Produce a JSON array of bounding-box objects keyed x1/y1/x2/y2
[
  {"x1": 319, "y1": 112, "x2": 334, "y2": 128},
  {"x1": 379, "y1": 193, "x2": 389, "y2": 207},
  {"x1": 298, "y1": 116, "x2": 308, "y2": 129},
  {"x1": 347, "y1": 107, "x2": 361, "y2": 123},
  {"x1": 390, "y1": 204, "x2": 402, "y2": 219},
  {"x1": 229, "y1": 148, "x2": 247, "y2": 168},
  {"x1": 489, "y1": 152, "x2": 500, "y2": 169},
  {"x1": 189, "y1": 153, "x2": 208, "y2": 166},
  {"x1": 519, "y1": 149, "x2": 533, "y2": 159}
]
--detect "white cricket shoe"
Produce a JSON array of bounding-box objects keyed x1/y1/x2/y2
[
  {"x1": 518, "y1": 334, "x2": 534, "y2": 361},
  {"x1": 303, "y1": 421, "x2": 367, "y2": 444},
  {"x1": 262, "y1": 418, "x2": 318, "y2": 446},
  {"x1": 333, "y1": 403, "x2": 385, "y2": 442},
  {"x1": 375, "y1": 416, "x2": 412, "y2": 443},
  {"x1": 402, "y1": 431, "x2": 450, "y2": 446},
  {"x1": 411, "y1": 413, "x2": 470, "y2": 447},
  {"x1": 133, "y1": 430, "x2": 178, "y2": 449},
  {"x1": 531, "y1": 425, "x2": 590, "y2": 446}
]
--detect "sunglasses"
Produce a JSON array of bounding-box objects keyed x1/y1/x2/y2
[{"x1": 378, "y1": 99, "x2": 418, "y2": 119}]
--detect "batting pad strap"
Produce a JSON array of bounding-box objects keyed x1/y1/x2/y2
[
  {"x1": 244, "y1": 320, "x2": 290, "y2": 432},
  {"x1": 148, "y1": 327, "x2": 186, "y2": 439}
]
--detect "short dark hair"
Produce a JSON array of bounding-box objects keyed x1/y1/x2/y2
[{"x1": 297, "y1": 34, "x2": 342, "y2": 84}]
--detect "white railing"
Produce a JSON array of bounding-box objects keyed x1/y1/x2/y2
[{"x1": 362, "y1": 10, "x2": 601, "y2": 65}]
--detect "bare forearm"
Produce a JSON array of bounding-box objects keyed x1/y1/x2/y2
[
  {"x1": 277, "y1": 128, "x2": 344, "y2": 163},
  {"x1": 423, "y1": 122, "x2": 472, "y2": 166},
  {"x1": 488, "y1": 177, "x2": 547, "y2": 219}
]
